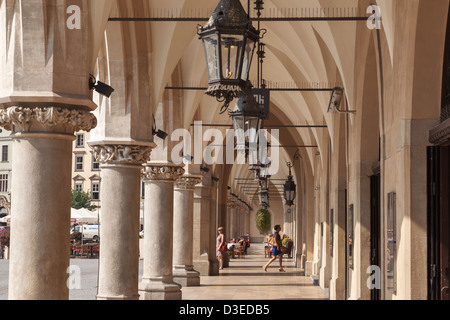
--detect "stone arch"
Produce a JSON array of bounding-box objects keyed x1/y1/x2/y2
[{"x1": 91, "y1": 0, "x2": 154, "y2": 147}]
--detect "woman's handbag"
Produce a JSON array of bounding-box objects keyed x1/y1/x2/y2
[
  {"x1": 268, "y1": 236, "x2": 277, "y2": 247},
  {"x1": 219, "y1": 242, "x2": 228, "y2": 252}
]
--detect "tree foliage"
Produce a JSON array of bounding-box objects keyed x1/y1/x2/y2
[
  {"x1": 255, "y1": 208, "x2": 271, "y2": 234},
  {"x1": 71, "y1": 190, "x2": 97, "y2": 210}
]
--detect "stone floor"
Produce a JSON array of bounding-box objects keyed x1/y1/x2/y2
[
  {"x1": 0, "y1": 243, "x2": 329, "y2": 301},
  {"x1": 182, "y1": 244, "x2": 329, "y2": 300}
]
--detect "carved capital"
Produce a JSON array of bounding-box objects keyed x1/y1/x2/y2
[
  {"x1": 227, "y1": 196, "x2": 250, "y2": 212},
  {"x1": 143, "y1": 164, "x2": 185, "y2": 182},
  {"x1": 92, "y1": 144, "x2": 153, "y2": 166},
  {"x1": 0, "y1": 106, "x2": 97, "y2": 134},
  {"x1": 226, "y1": 197, "x2": 237, "y2": 209},
  {"x1": 174, "y1": 175, "x2": 202, "y2": 190}
]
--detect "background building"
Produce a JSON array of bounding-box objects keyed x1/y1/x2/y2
[
  {"x1": 72, "y1": 131, "x2": 102, "y2": 209},
  {"x1": 0, "y1": 129, "x2": 11, "y2": 217}
]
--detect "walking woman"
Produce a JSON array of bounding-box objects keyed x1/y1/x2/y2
[
  {"x1": 263, "y1": 225, "x2": 286, "y2": 272},
  {"x1": 216, "y1": 227, "x2": 226, "y2": 270}
]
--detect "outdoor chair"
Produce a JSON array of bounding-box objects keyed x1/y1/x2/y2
[
  {"x1": 234, "y1": 245, "x2": 245, "y2": 259},
  {"x1": 281, "y1": 240, "x2": 294, "y2": 258}
]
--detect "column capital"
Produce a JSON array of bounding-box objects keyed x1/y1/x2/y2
[
  {"x1": 174, "y1": 174, "x2": 202, "y2": 191},
  {"x1": 91, "y1": 144, "x2": 153, "y2": 166},
  {"x1": 226, "y1": 198, "x2": 237, "y2": 209},
  {"x1": 0, "y1": 106, "x2": 97, "y2": 134},
  {"x1": 143, "y1": 163, "x2": 185, "y2": 182}
]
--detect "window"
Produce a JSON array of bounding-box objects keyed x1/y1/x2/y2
[
  {"x1": 92, "y1": 156, "x2": 100, "y2": 171},
  {"x1": 75, "y1": 183, "x2": 83, "y2": 192},
  {"x1": 1, "y1": 146, "x2": 8, "y2": 162},
  {"x1": 75, "y1": 156, "x2": 84, "y2": 171},
  {"x1": 0, "y1": 174, "x2": 8, "y2": 192},
  {"x1": 92, "y1": 183, "x2": 100, "y2": 200},
  {"x1": 76, "y1": 134, "x2": 84, "y2": 148}
]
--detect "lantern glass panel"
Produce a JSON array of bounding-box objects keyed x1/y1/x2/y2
[
  {"x1": 241, "y1": 37, "x2": 256, "y2": 81},
  {"x1": 258, "y1": 191, "x2": 269, "y2": 205},
  {"x1": 284, "y1": 189, "x2": 295, "y2": 202},
  {"x1": 259, "y1": 178, "x2": 269, "y2": 190},
  {"x1": 245, "y1": 116, "x2": 260, "y2": 145},
  {"x1": 203, "y1": 34, "x2": 220, "y2": 82},
  {"x1": 221, "y1": 35, "x2": 244, "y2": 80},
  {"x1": 233, "y1": 115, "x2": 246, "y2": 148},
  {"x1": 284, "y1": 179, "x2": 296, "y2": 204},
  {"x1": 253, "y1": 168, "x2": 260, "y2": 180}
]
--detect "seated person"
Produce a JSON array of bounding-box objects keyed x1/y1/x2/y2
[
  {"x1": 282, "y1": 235, "x2": 292, "y2": 248},
  {"x1": 227, "y1": 238, "x2": 236, "y2": 250}
]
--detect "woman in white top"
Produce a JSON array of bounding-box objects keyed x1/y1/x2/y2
[{"x1": 216, "y1": 227, "x2": 225, "y2": 270}]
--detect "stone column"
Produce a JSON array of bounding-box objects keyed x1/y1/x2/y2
[
  {"x1": 225, "y1": 206, "x2": 231, "y2": 241},
  {"x1": 225, "y1": 198, "x2": 235, "y2": 241},
  {"x1": 173, "y1": 174, "x2": 202, "y2": 286},
  {"x1": 92, "y1": 144, "x2": 153, "y2": 300},
  {"x1": 209, "y1": 178, "x2": 220, "y2": 275},
  {"x1": 139, "y1": 163, "x2": 185, "y2": 300},
  {"x1": 235, "y1": 208, "x2": 240, "y2": 239},
  {"x1": 193, "y1": 178, "x2": 217, "y2": 276},
  {"x1": 238, "y1": 208, "x2": 244, "y2": 237},
  {"x1": 0, "y1": 106, "x2": 96, "y2": 300},
  {"x1": 244, "y1": 209, "x2": 250, "y2": 236},
  {"x1": 229, "y1": 207, "x2": 236, "y2": 240},
  {"x1": 284, "y1": 206, "x2": 294, "y2": 238}
]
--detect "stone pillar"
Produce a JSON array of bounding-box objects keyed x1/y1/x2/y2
[
  {"x1": 229, "y1": 207, "x2": 236, "y2": 240},
  {"x1": 244, "y1": 209, "x2": 250, "y2": 236},
  {"x1": 284, "y1": 206, "x2": 294, "y2": 239},
  {"x1": 225, "y1": 206, "x2": 232, "y2": 241},
  {"x1": 0, "y1": 106, "x2": 96, "y2": 300},
  {"x1": 173, "y1": 174, "x2": 202, "y2": 286},
  {"x1": 92, "y1": 144, "x2": 153, "y2": 300},
  {"x1": 209, "y1": 179, "x2": 220, "y2": 274},
  {"x1": 236, "y1": 208, "x2": 242, "y2": 237},
  {"x1": 193, "y1": 180, "x2": 216, "y2": 276},
  {"x1": 139, "y1": 163, "x2": 185, "y2": 300},
  {"x1": 225, "y1": 198, "x2": 234, "y2": 241}
]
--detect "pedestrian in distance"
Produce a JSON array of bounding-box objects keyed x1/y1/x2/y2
[
  {"x1": 263, "y1": 225, "x2": 286, "y2": 272},
  {"x1": 216, "y1": 227, "x2": 226, "y2": 270}
]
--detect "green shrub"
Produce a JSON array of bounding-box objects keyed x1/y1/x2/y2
[{"x1": 256, "y1": 209, "x2": 271, "y2": 234}]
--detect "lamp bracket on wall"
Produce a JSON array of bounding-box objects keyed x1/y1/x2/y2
[{"x1": 328, "y1": 87, "x2": 356, "y2": 114}]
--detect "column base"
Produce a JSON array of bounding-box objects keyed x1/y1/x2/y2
[
  {"x1": 305, "y1": 260, "x2": 318, "y2": 276},
  {"x1": 210, "y1": 259, "x2": 220, "y2": 276},
  {"x1": 319, "y1": 265, "x2": 329, "y2": 289},
  {"x1": 173, "y1": 265, "x2": 200, "y2": 287},
  {"x1": 297, "y1": 254, "x2": 306, "y2": 270},
  {"x1": 96, "y1": 293, "x2": 140, "y2": 301},
  {"x1": 194, "y1": 254, "x2": 219, "y2": 276},
  {"x1": 139, "y1": 277, "x2": 182, "y2": 300}
]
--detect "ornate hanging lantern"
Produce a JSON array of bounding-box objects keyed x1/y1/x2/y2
[
  {"x1": 197, "y1": 0, "x2": 260, "y2": 113},
  {"x1": 284, "y1": 162, "x2": 297, "y2": 207},
  {"x1": 230, "y1": 89, "x2": 265, "y2": 152}
]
